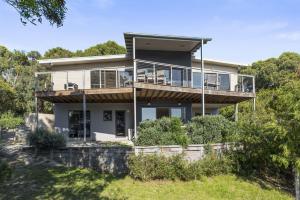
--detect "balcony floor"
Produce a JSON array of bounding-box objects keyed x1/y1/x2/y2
[{"x1": 36, "y1": 83, "x2": 255, "y2": 104}]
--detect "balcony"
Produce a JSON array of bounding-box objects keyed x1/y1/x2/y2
[{"x1": 35, "y1": 59, "x2": 255, "y2": 104}]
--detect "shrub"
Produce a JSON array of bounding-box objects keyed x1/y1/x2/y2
[
  {"x1": 186, "y1": 115, "x2": 236, "y2": 144},
  {"x1": 0, "y1": 160, "x2": 12, "y2": 182},
  {"x1": 0, "y1": 112, "x2": 23, "y2": 130},
  {"x1": 128, "y1": 152, "x2": 233, "y2": 181},
  {"x1": 28, "y1": 129, "x2": 66, "y2": 149},
  {"x1": 134, "y1": 117, "x2": 189, "y2": 146}
]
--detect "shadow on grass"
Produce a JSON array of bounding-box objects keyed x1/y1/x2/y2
[
  {"x1": 0, "y1": 164, "x2": 127, "y2": 200},
  {"x1": 234, "y1": 171, "x2": 294, "y2": 196}
]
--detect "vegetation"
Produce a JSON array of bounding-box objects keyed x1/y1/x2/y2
[
  {"x1": 186, "y1": 115, "x2": 236, "y2": 144},
  {"x1": 4, "y1": 0, "x2": 67, "y2": 27},
  {"x1": 0, "y1": 112, "x2": 23, "y2": 134},
  {"x1": 0, "y1": 160, "x2": 12, "y2": 183},
  {"x1": 28, "y1": 129, "x2": 66, "y2": 149},
  {"x1": 0, "y1": 165, "x2": 292, "y2": 200},
  {"x1": 134, "y1": 117, "x2": 189, "y2": 146},
  {"x1": 128, "y1": 153, "x2": 233, "y2": 181},
  {"x1": 220, "y1": 52, "x2": 300, "y2": 191}
]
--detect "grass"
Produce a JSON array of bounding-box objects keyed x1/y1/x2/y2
[{"x1": 0, "y1": 165, "x2": 292, "y2": 200}]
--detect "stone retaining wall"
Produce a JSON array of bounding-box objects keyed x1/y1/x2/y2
[
  {"x1": 22, "y1": 143, "x2": 233, "y2": 174},
  {"x1": 22, "y1": 146, "x2": 133, "y2": 175},
  {"x1": 134, "y1": 143, "x2": 233, "y2": 162}
]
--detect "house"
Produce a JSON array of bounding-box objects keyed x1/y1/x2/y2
[{"x1": 35, "y1": 32, "x2": 255, "y2": 142}]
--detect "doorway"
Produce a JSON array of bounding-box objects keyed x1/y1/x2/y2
[{"x1": 115, "y1": 111, "x2": 126, "y2": 136}]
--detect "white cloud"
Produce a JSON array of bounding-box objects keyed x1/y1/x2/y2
[{"x1": 276, "y1": 31, "x2": 300, "y2": 41}]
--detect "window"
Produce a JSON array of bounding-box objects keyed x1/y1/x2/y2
[
  {"x1": 68, "y1": 111, "x2": 90, "y2": 138},
  {"x1": 141, "y1": 108, "x2": 156, "y2": 121},
  {"x1": 193, "y1": 72, "x2": 202, "y2": 88},
  {"x1": 141, "y1": 107, "x2": 186, "y2": 121},
  {"x1": 156, "y1": 107, "x2": 170, "y2": 119},
  {"x1": 103, "y1": 110, "x2": 112, "y2": 121},
  {"x1": 172, "y1": 68, "x2": 184, "y2": 87},
  {"x1": 90, "y1": 70, "x2": 100, "y2": 88},
  {"x1": 218, "y1": 74, "x2": 230, "y2": 91}
]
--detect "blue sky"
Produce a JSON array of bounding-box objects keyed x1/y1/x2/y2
[{"x1": 1, "y1": 0, "x2": 300, "y2": 64}]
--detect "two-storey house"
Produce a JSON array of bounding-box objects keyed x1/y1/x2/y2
[{"x1": 35, "y1": 33, "x2": 255, "y2": 142}]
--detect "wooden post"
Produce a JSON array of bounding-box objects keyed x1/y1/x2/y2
[
  {"x1": 133, "y1": 37, "x2": 137, "y2": 138},
  {"x1": 201, "y1": 39, "x2": 205, "y2": 116},
  {"x1": 253, "y1": 97, "x2": 256, "y2": 112},
  {"x1": 235, "y1": 103, "x2": 239, "y2": 122}
]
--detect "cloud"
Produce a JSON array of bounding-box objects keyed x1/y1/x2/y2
[
  {"x1": 243, "y1": 21, "x2": 288, "y2": 33},
  {"x1": 276, "y1": 31, "x2": 300, "y2": 41}
]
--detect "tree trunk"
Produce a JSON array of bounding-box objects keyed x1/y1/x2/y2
[{"x1": 296, "y1": 168, "x2": 300, "y2": 200}]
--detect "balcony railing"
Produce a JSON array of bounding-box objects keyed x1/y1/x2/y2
[
  {"x1": 35, "y1": 59, "x2": 255, "y2": 94},
  {"x1": 35, "y1": 68, "x2": 133, "y2": 92},
  {"x1": 136, "y1": 59, "x2": 255, "y2": 93}
]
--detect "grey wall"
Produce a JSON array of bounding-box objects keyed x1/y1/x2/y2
[
  {"x1": 54, "y1": 103, "x2": 133, "y2": 141},
  {"x1": 136, "y1": 50, "x2": 192, "y2": 66},
  {"x1": 136, "y1": 101, "x2": 192, "y2": 124}
]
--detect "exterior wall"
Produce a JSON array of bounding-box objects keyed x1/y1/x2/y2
[
  {"x1": 136, "y1": 101, "x2": 192, "y2": 123},
  {"x1": 54, "y1": 103, "x2": 133, "y2": 142},
  {"x1": 136, "y1": 50, "x2": 192, "y2": 66},
  {"x1": 25, "y1": 113, "x2": 55, "y2": 132},
  {"x1": 50, "y1": 60, "x2": 132, "y2": 91}
]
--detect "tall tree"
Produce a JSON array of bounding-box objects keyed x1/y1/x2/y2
[{"x1": 4, "y1": 0, "x2": 67, "y2": 27}]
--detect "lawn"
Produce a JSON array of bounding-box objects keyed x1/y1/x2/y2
[{"x1": 0, "y1": 165, "x2": 292, "y2": 200}]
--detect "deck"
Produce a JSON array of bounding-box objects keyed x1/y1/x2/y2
[{"x1": 36, "y1": 82, "x2": 255, "y2": 104}]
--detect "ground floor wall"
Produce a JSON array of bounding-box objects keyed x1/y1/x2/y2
[
  {"x1": 53, "y1": 102, "x2": 227, "y2": 142},
  {"x1": 54, "y1": 103, "x2": 134, "y2": 142}
]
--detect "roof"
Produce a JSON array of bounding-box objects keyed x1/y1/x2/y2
[
  {"x1": 38, "y1": 54, "x2": 248, "y2": 68},
  {"x1": 39, "y1": 54, "x2": 129, "y2": 66},
  {"x1": 193, "y1": 58, "x2": 248, "y2": 68},
  {"x1": 124, "y1": 32, "x2": 212, "y2": 56}
]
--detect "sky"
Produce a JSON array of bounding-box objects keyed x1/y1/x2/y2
[{"x1": 0, "y1": 0, "x2": 300, "y2": 64}]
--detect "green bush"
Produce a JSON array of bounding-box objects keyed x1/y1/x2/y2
[
  {"x1": 186, "y1": 115, "x2": 236, "y2": 144},
  {"x1": 128, "y1": 152, "x2": 233, "y2": 181},
  {"x1": 0, "y1": 160, "x2": 12, "y2": 182},
  {"x1": 134, "y1": 117, "x2": 189, "y2": 146},
  {"x1": 28, "y1": 129, "x2": 66, "y2": 149},
  {"x1": 0, "y1": 112, "x2": 23, "y2": 130}
]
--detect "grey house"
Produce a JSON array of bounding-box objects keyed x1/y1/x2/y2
[{"x1": 35, "y1": 33, "x2": 255, "y2": 142}]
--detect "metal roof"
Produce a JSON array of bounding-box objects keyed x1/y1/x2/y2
[{"x1": 124, "y1": 32, "x2": 212, "y2": 56}]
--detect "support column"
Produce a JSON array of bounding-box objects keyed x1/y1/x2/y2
[
  {"x1": 234, "y1": 103, "x2": 239, "y2": 122},
  {"x1": 83, "y1": 92, "x2": 87, "y2": 143},
  {"x1": 133, "y1": 37, "x2": 137, "y2": 139},
  {"x1": 253, "y1": 97, "x2": 256, "y2": 112},
  {"x1": 201, "y1": 39, "x2": 205, "y2": 116},
  {"x1": 83, "y1": 70, "x2": 87, "y2": 143}
]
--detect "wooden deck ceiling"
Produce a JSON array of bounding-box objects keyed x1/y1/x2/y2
[{"x1": 36, "y1": 83, "x2": 255, "y2": 104}]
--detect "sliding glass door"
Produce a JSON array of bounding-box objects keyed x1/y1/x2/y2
[{"x1": 68, "y1": 110, "x2": 90, "y2": 139}]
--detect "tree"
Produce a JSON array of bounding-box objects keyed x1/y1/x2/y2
[
  {"x1": 4, "y1": 0, "x2": 67, "y2": 27},
  {"x1": 77, "y1": 41, "x2": 127, "y2": 57},
  {"x1": 44, "y1": 47, "x2": 73, "y2": 58}
]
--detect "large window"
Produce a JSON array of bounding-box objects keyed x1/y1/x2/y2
[
  {"x1": 91, "y1": 70, "x2": 100, "y2": 88},
  {"x1": 68, "y1": 111, "x2": 90, "y2": 138},
  {"x1": 141, "y1": 107, "x2": 186, "y2": 121},
  {"x1": 218, "y1": 74, "x2": 230, "y2": 91},
  {"x1": 193, "y1": 72, "x2": 202, "y2": 88}
]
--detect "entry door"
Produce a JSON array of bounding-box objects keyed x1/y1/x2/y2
[{"x1": 115, "y1": 111, "x2": 126, "y2": 136}]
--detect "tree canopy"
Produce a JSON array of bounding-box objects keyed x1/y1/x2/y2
[{"x1": 4, "y1": 0, "x2": 67, "y2": 27}]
